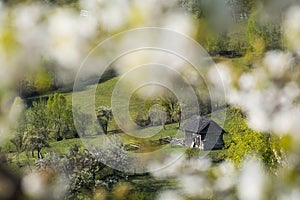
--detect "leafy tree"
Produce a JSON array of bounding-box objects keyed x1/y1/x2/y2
[
  {"x1": 185, "y1": 147, "x2": 201, "y2": 159},
  {"x1": 245, "y1": 13, "x2": 281, "y2": 63},
  {"x1": 180, "y1": 0, "x2": 257, "y2": 21},
  {"x1": 158, "y1": 96, "x2": 181, "y2": 126},
  {"x1": 11, "y1": 94, "x2": 78, "y2": 163},
  {"x1": 148, "y1": 104, "x2": 167, "y2": 129},
  {"x1": 10, "y1": 119, "x2": 27, "y2": 167},
  {"x1": 247, "y1": 14, "x2": 266, "y2": 60},
  {"x1": 180, "y1": 0, "x2": 205, "y2": 18},
  {"x1": 144, "y1": 94, "x2": 181, "y2": 127},
  {"x1": 11, "y1": 101, "x2": 49, "y2": 163},
  {"x1": 23, "y1": 125, "x2": 48, "y2": 159},
  {"x1": 135, "y1": 111, "x2": 150, "y2": 127},
  {"x1": 18, "y1": 68, "x2": 54, "y2": 98},
  {"x1": 224, "y1": 108, "x2": 282, "y2": 172},
  {"x1": 47, "y1": 93, "x2": 74, "y2": 140},
  {"x1": 171, "y1": 103, "x2": 182, "y2": 127},
  {"x1": 26, "y1": 100, "x2": 50, "y2": 130},
  {"x1": 18, "y1": 78, "x2": 38, "y2": 98},
  {"x1": 228, "y1": 29, "x2": 249, "y2": 54},
  {"x1": 96, "y1": 106, "x2": 112, "y2": 134},
  {"x1": 206, "y1": 32, "x2": 230, "y2": 52},
  {"x1": 64, "y1": 106, "x2": 79, "y2": 139},
  {"x1": 233, "y1": 0, "x2": 257, "y2": 20}
]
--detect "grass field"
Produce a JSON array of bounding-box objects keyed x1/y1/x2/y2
[
  {"x1": 1, "y1": 56, "x2": 248, "y2": 199},
  {"x1": 4, "y1": 55, "x2": 244, "y2": 168}
]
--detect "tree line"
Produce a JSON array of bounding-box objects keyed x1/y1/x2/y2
[
  {"x1": 180, "y1": 0, "x2": 291, "y2": 61},
  {"x1": 9, "y1": 92, "x2": 185, "y2": 166}
]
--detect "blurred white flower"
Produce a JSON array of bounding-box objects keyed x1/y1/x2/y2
[
  {"x1": 8, "y1": 96, "x2": 24, "y2": 124},
  {"x1": 272, "y1": 107, "x2": 300, "y2": 138},
  {"x1": 209, "y1": 64, "x2": 232, "y2": 91},
  {"x1": 179, "y1": 175, "x2": 212, "y2": 198},
  {"x1": 78, "y1": 14, "x2": 98, "y2": 39},
  {"x1": 282, "y1": 82, "x2": 300, "y2": 103},
  {"x1": 156, "y1": 190, "x2": 183, "y2": 200},
  {"x1": 149, "y1": 154, "x2": 184, "y2": 178},
  {"x1": 238, "y1": 159, "x2": 267, "y2": 200},
  {"x1": 209, "y1": 50, "x2": 299, "y2": 136},
  {"x1": 80, "y1": 0, "x2": 128, "y2": 31},
  {"x1": 98, "y1": 0, "x2": 129, "y2": 31},
  {"x1": 13, "y1": 4, "x2": 44, "y2": 32},
  {"x1": 263, "y1": 51, "x2": 293, "y2": 78},
  {"x1": 279, "y1": 189, "x2": 300, "y2": 200},
  {"x1": 214, "y1": 161, "x2": 236, "y2": 192},
  {"x1": 284, "y1": 5, "x2": 300, "y2": 52},
  {"x1": 130, "y1": 0, "x2": 161, "y2": 26},
  {"x1": 12, "y1": 4, "x2": 48, "y2": 68},
  {"x1": 239, "y1": 73, "x2": 257, "y2": 91},
  {"x1": 47, "y1": 8, "x2": 97, "y2": 70},
  {"x1": 47, "y1": 9, "x2": 81, "y2": 69},
  {"x1": 161, "y1": 12, "x2": 194, "y2": 35},
  {"x1": 247, "y1": 108, "x2": 270, "y2": 132},
  {"x1": 22, "y1": 172, "x2": 46, "y2": 199},
  {"x1": 185, "y1": 157, "x2": 212, "y2": 173}
]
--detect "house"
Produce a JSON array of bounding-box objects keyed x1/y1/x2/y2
[{"x1": 180, "y1": 115, "x2": 226, "y2": 150}]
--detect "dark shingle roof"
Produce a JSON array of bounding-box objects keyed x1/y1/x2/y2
[{"x1": 180, "y1": 115, "x2": 225, "y2": 134}]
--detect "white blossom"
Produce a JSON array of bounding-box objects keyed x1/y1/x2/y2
[
  {"x1": 22, "y1": 172, "x2": 46, "y2": 198},
  {"x1": 237, "y1": 159, "x2": 267, "y2": 200},
  {"x1": 284, "y1": 6, "x2": 300, "y2": 52}
]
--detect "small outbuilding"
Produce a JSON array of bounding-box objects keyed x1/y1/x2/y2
[{"x1": 180, "y1": 115, "x2": 226, "y2": 150}]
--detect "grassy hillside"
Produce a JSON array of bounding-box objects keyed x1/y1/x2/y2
[
  {"x1": 4, "y1": 106, "x2": 241, "y2": 171},
  {"x1": 5, "y1": 56, "x2": 249, "y2": 170},
  {"x1": 64, "y1": 77, "x2": 147, "y2": 131}
]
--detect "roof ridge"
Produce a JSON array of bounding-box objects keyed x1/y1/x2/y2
[{"x1": 180, "y1": 115, "x2": 225, "y2": 134}]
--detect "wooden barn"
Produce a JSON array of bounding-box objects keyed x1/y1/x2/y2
[{"x1": 180, "y1": 115, "x2": 226, "y2": 150}]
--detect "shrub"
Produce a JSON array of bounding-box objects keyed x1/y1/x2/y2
[{"x1": 185, "y1": 147, "x2": 201, "y2": 159}]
